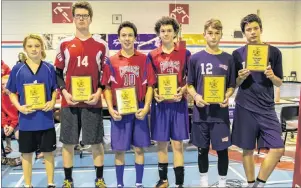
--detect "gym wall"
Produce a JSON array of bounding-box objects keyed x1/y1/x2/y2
[{"x1": 1, "y1": 0, "x2": 300, "y2": 81}]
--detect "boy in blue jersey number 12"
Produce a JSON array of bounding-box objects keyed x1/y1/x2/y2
[
  {"x1": 187, "y1": 19, "x2": 236, "y2": 187},
  {"x1": 6, "y1": 34, "x2": 57, "y2": 188}
]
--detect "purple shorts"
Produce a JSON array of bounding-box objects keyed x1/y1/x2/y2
[
  {"x1": 231, "y1": 104, "x2": 284, "y2": 150},
  {"x1": 191, "y1": 122, "x2": 231, "y2": 151},
  {"x1": 150, "y1": 99, "x2": 189, "y2": 141},
  {"x1": 111, "y1": 104, "x2": 151, "y2": 151}
]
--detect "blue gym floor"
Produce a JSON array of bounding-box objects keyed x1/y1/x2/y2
[{"x1": 1, "y1": 83, "x2": 300, "y2": 187}]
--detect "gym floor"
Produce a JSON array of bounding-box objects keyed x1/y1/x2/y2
[{"x1": 1, "y1": 83, "x2": 300, "y2": 187}]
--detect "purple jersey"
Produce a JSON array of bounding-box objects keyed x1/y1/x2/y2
[
  {"x1": 187, "y1": 50, "x2": 236, "y2": 123},
  {"x1": 233, "y1": 45, "x2": 283, "y2": 114}
]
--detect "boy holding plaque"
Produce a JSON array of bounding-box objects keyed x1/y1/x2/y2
[
  {"x1": 148, "y1": 16, "x2": 191, "y2": 188},
  {"x1": 232, "y1": 14, "x2": 284, "y2": 187},
  {"x1": 101, "y1": 21, "x2": 155, "y2": 188},
  {"x1": 6, "y1": 34, "x2": 57, "y2": 188},
  {"x1": 54, "y1": 1, "x2": 109, "y2": 187},
  {"x1": 187, "y1": 19, "x2": 236, "y2": 187}
]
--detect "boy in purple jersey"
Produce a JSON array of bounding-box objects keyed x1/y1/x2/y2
[
  {"x1": 231, "y1": 14, "x2": 284, "y2": 187},
  {"x1": 187, "y1": 19, "x2": 236, "y2": 187},
  {"x1": 148, "y1": 17, "x2": 191, "y2": 188},
  {"x1": 101, "y1": 21, "x2": 155, "y2": 188},
  {"x1": 6, "y1": 34, "x2": 57, "y2": 188}
]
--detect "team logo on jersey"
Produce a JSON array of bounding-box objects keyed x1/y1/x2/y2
[
  {"x1": 219, "y1": 64, "x2": 228, "y2": 71},
  {"x1": 119, "y1": 66, "x2": 140, "y2": 78},
  {"x1": 222, "y1": 136, "x2": 229, "y2": 142},
  {"x1": 160, "y1": 61, "x2": 180, "y2": 72}
]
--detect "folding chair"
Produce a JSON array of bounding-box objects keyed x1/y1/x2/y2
[{"x1": 280, "y1": 105, "x2": 299, "y2": 145}]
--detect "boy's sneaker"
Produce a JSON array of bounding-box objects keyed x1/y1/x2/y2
[
  {"x1": 62, "y1": 179, "x2": 73, "y2": 188},
  {"x1": 95, "y1": 178, "x2": 106, "y2": 188},
  {"x1": 155, "y1": 179, "x2": 169, "y2": 188}
]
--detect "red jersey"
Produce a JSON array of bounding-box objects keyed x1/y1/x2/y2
[
  {"x1": 55, "y1": 34, "x2": 109, "y2": 108},
  {"x1": 101, "y1": 50, "x2": 155, "y2": 106},
  {"x1": 1, "y1": 60, "x2": 11, "y2": 77},
  {"x1": 147, "y1": 43, "x2": 191, "y2": 87},
  {"x1": 1, "y1": 93, "x2": 18, "y2": 128}
]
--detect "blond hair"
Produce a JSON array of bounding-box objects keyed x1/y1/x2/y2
[
  {"x1": 204, "y1": 19, "x2": 223, "y2": 32},
  {"x1": 23, "y1": 34, "x2": 46, "y2": 59}
]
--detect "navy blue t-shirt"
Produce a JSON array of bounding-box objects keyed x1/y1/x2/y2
[
  {"x1": 187, "y1": 50, "x2": 236, "y2": 123},
  {"x1": 6, "y1": 61, "x2": 57, "y2": 131},
  {"x1": 233, "y1": 45, "x2": 283, "y2": 114}
]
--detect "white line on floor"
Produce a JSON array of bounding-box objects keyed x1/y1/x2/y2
[
  {"x1": 15, "y1": 175, "x2": 24, "y2": 187},
  {"x1": 228, "y1": 166, "x2": 246, "y2": 181}
]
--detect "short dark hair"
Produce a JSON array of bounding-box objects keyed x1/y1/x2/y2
[
  {"x1": 240, "y1": 14, "x2": 262, "y2": 33},
  {"x1": 72, "y1": 1, "x2": 93, "y2": 19},
  {"x1": 117, "y1": 21, "x2": 138, "y2": 38},
  {"x1": 154, "y1": 16, "x2": 180, "y2": 37}
]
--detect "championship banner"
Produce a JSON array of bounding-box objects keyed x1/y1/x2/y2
[
  {"x1": 108, "y1": 34, "x2": 158, "y2": 50},
  {"x1": 182, "y1": 34, "x2": 206, "y2": 46},
  {"x1": 292, "y1": 90, "x2": 301, "y2": 188}
]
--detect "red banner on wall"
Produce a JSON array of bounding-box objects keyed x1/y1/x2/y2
[
  {"x1": 52, "y1": 2, "x2": 73, "y2": 23},
  {"x1": 292, "y1": 90, "x2": 301, "y2": 187},
  {"x1": 169, "y1": 4, "x2": 189, "y2": 24}
]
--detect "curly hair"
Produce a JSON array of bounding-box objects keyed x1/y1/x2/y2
[{"x1": 154, "y1": 16, "x2": 180, "y2": 38}]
